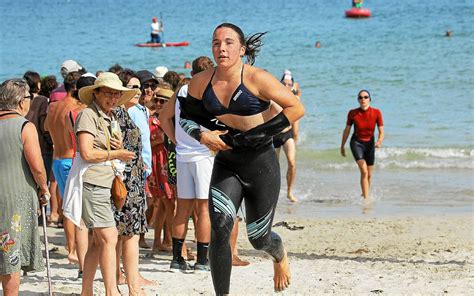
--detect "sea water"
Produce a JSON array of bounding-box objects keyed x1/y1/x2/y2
[{"x1": 1, "y1": 0, "x2": 473, "y2": 217}]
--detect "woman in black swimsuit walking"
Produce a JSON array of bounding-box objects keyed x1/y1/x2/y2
[{"x1": 178, "y1": 23, "x2": 304, "y2": 294}]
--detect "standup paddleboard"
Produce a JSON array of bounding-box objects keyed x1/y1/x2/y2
[
  {"x1": 135, "y1": 41, "x2": 190, "y2": 48},
  {"x1": 345, "y1": 8, "x2": 371, "y2": 18}
]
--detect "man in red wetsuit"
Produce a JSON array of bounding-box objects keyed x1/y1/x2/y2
[{"x1": 340, "y1": 89, "x2": 384, "y2": 199}]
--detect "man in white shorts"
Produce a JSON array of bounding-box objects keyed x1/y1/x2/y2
[{"x1": 160, "y1": 56, "x2": 215, "y2": 272}]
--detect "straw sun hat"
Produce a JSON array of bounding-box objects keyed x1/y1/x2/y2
[
  {"x1": 78, "y1": 72, "x2": 138, "y2": 106},
  {"x1": 155, "y1": 88, "x2": 174, "y2": 100}
]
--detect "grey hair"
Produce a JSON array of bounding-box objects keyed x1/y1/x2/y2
[{"x1": 0, "y1": 79, "x2": 30, "y2": 110}]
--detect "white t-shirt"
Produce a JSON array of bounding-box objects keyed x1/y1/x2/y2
[
  {"x1": 151, "y1": 22, "x2": 160, "y2": 34},
  {"x1": 175, "y1": 84, "x2": 212, "y2": 162}
]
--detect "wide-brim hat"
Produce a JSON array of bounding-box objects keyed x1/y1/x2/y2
[
  {"x1": 155, "y1": 88, "x2": 174, "y2": 100},
  {"x1": 78, "y1": 72, "x2": 138, "y2": 106}
]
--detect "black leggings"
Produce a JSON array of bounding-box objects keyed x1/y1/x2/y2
[
  {"x1": 208, "y1": 143, "x2": 285, "y2": 295},
  {"x1": 350, "y1": 135, "x2": 375, "y2": 166}
]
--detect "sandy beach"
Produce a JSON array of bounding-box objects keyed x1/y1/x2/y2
[{"x1": 14, "y1": 213, "x2": 473, "y2": 295}]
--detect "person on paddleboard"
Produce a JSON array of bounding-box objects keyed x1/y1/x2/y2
[
  {"x1": 352, "y1": 0, "x2": 363, "y2": 8},
  {"x1": 150, "y1": 17, "x2": 163, "y2": 43}
]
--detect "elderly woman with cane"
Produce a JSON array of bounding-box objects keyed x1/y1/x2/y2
[{"x1": 0, "y1": 79, "x2": 50, "y2": 295}]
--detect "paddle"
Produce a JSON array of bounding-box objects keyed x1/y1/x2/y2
[{"x1": 160, "y1": 12, "x2": 165, "y2": 44}]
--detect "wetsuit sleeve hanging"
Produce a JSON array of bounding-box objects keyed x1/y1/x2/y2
[
  {"x1": 178, "y1": 94, "x2": 227, "y2": 142},
  {"x1": 232, "y1": 112, "x2": 291, "y2": 148}
]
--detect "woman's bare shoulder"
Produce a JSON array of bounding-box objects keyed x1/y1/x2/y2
[
  {"x1": 246, "y1": 65, "x2": 275, "y2": 84},
  {"x1": 192, "y1": 68, "x2": 214, "y2": 84},
  {"x1": 189, "y1": 67, "x2": 214, "y2": 98},
  {"x1": 21, "y1": 121, "x2": 37, "y2": 141}
]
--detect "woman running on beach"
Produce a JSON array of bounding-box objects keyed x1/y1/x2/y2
[
  {"x1": 340, "y1": 89, "x2": 384, "y2": 199},
  {"x1": 178, "y1": 23, "x2": 304, "y2": 294},
  {"x1": 272, "y1": 69, "x2": 302, "y2": 202}
]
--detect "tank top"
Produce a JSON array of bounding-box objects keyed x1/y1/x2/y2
[{"x1": 175, "y1": 84, "x2": 212, "y2": 162}]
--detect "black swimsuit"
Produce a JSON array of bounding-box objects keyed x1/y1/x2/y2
[{"x1": 202, "y1": 66, "x2": 270, "y2": 116}]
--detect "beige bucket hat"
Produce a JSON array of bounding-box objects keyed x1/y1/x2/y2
[{"x1": 78, "y1": 72, "x2": 138, "y2": 106}]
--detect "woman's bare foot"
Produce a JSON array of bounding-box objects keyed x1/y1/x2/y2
[
  {"x1": 152, "y1": 244, "x2": 172, "y2": 253},
  {"x1": 287, "y1": 192, "x2": 297, "y2": 203},
  {"x1": 118, "y1": 272, "x2": 155, "y2": 286},
  {"x1": 273, "y1": 251, "x2": 291, "y2": 292},
  {"x1": 139, "y1": 239, "x2": 151, "y2": 249},
  {"x1": 49, "y1": 214, "x2": 60, "y2": 222},
  {"x1": 232, "y1": 255, "x2": 250, "y2": 266},
  {"x1": 67, "y1": 252, "x2": 79, "y2": 264},
  {"x1": 117, "y1": 272, "x2": 127, "y2": 285},
  {"x1": 139, "y1": 273, "x2": 155, "y2": 286},
  {"x1": 185, "y1": 248, "x2": 196, "y2": 261}
]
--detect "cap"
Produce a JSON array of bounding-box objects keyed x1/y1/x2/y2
[
  {"x1": 81, "y1": 72, "x2": 96, "y2": 78},
  {"x1": 61, "y1": 60, "x2": 83, "y2": 78},
  {"x1": 136, "y1": 70, "x2": 159, "y2": 85}
]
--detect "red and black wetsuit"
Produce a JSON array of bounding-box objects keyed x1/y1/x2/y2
[{"x1": 346, "y1": 107, "x2": 383, "y2": 165}]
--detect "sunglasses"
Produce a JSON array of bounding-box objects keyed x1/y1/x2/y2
[
  {"x1": 23, "y1": 94, "x2": 32, "y2": 100},
  {"x1": 143, "y1": 83, "x2": 158, "y2": 90},
  {"x1": 126, "y1": 85, "x2": 140, "y2": 89},
  {"x1": 358, "y1": 95, "x2": 370, "y2": 100},
  {"x1": 154, "y1": 97, "x2": 168, "y2": 104}
]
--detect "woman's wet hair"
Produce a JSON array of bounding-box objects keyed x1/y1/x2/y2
[
  {"x1": 0, "y1": 79, "x2": 30, "y2": 110},
  {"x1": 214, "y1": 23, "x2": 267, "y2": 65}
]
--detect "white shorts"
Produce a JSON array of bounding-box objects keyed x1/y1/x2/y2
[{"x1": 177, "y1": 157, "x2": 214, "y2": 199}]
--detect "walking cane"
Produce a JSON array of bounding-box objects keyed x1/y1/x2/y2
[{"x1": 40, "y1": 194, "x2": 53, "y2": 296}]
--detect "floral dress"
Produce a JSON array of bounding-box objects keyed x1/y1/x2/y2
[
  {"x1": 148, "y1": 114, "x2": 173, "y2": 200},
  {"x1": 113, "y1": 107, "x2": 147, "y2": 236}
]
